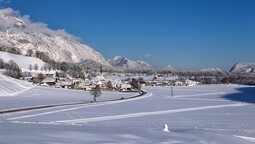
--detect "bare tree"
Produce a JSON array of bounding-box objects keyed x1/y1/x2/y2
[
  {"x1": 106, "y1": 81, "x2": 113, "y2": 91},
  {"x1": 60, "y1": 62, "x2": 68, "y2": 72},
  {"x1": 34, "y1": 73, "x2": 45, "y2": 84},
  {"x1": 130, "y1": 78, "x2": 141, "y2": 90},
  {"x1": 89, "y1": 85, "x2": 102, "y2": 102}
]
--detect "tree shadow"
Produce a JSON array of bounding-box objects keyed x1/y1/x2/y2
[{"x1": 222, "y1": 87, "x2": 255, "y2": 104}]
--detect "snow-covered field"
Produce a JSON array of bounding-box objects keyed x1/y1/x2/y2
[
  {"x1": 0, "y1": 79, "x2": 255, "y2": 143},
  {"x1": 0, "y1": 51, "x2": 45, "y2": 71}
]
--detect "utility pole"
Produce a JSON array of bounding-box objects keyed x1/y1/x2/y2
[{"x1": 171, "y1": 86, "x2": 174, "y2": 98}]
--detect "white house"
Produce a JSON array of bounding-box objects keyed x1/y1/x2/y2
[
  {"x1": 61, "y1": 81, "x2": 73, "y2": 89},
  {"x1": 174, "y1": 81, "x2": 184, "y2": 86},
  {"x1": 120, "y1": 83, "x2": 132, "y2": 92},
  {"x1": 41, "y1": 77, "x2": 57, "y2": 86},
  {"x1": 185, "y1": 79, "x2": 200, "y2": 86}
]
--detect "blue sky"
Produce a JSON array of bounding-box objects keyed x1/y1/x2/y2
[{"x1": 1, "y1": 0, "x2": 255, "y2": 70}]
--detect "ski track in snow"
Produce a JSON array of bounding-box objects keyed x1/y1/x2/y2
[
  {"x1": 165, "y1": 92, "x2": 232, "y2": 98},
  {"x1": 50, "y1": 103, "x2": 248, "y2": 124},
  {"x1": 7, "y1": 93, "x2": 153, "y2": 120},
  {"x1": 174, "y1": 97, "x2": 231, "y2": 102},
  {"x1": 4, "y1": 86, "x2": 255, "y2": 143},
  {"x1": 8, "y1": 88, "x2": 241, "y2": 122},
  {"x1": 0, "y1": 86, "x2": 34, "y2": 97},
  {"x1": 234, "y1": 135, "x2": 255, "y2": 142},
  {"x1": 0, "y1": 74, "x2": 34, "y2": 97},
  {"x1": 147, "y1": 87, "x2": 224, "y2": 93}
]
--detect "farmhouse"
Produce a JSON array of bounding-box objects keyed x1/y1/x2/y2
[
  {"x1": 120, "y1": 83, "x2": 133, "y2": 92},
  {"x1": 174, "y1": 81, "x2": 184, "y2": 86},
  {"x1": 41, "y1": 77, "x2": 57, "y2": 86},
  {"x1": 61, "y1": 81, "x2": 73, "y2": 89},
  {"x1": 185, "y1": 79, "x2": 200, "y2": 86}
]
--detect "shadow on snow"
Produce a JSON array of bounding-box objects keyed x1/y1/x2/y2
[{"x1": 222, "y1": 86, "x2": 255, "y2": 104}]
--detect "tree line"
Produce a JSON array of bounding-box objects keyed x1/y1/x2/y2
[{"x1": 174, "y1": 71, "x2": 255, "y2": 85}]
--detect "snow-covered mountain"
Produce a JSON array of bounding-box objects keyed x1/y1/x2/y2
[
  {"x1": 230, "y1": 63, "x2": 255, "y2": 73},
  {"x1": 0, "y1": 8, "x2": 111, "y2": 67},
  {"x1": 162, "y1": 65, "x2": 174, "y2": 71},
  {"x1": 199, "y1": 68, "x2": 222, "y2": 72},
  {"x1": 108, "y1": 56, "x2": 152, "y2": 69}
]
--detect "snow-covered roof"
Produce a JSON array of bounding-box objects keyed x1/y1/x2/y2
[
  {"x1": 42, "y1": 77, "x2": 57, "y2": 83},
  {"x1": 121, "y1": 84, "x2": 132, "y2": 89},
  {"x1": 97, "y1": 81, "x2": 104, "y2": 85},
  {"x1": 96, "y1": 75, "x2": 107, "y2": 81},
  {"x1": 61, "y1": 81, "x2": 72, "y2": 86}
]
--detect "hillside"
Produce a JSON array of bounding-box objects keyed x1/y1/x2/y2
[
  {"x1": 230, "y1": 63, "x2": 255, "y2": 73},
  {"x1": 0, "y1": 74, "x2": 32, "y2": 96},
  {"x1": 0, "y1": 51, "x2": 45, "y2": 71},
  {"x1": 108, "y1": 56, "x2": 152, "y2": 69},
  {"x1": 0, "y1": 8, "x2": 111, "y2": 67}
]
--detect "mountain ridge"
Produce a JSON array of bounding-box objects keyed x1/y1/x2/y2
[
  {"x1": 108, "y1": 56, "x2": 152, "y2": 69},
  {"x1": 199, "y1": 68, "x2": 222, "y2": 72},
  {"x1": 230, "y1": 63, "x2": 255, "y2": 73},
  {"x1": 0, "y1": 8, "x2": 111, "y2": 67}
]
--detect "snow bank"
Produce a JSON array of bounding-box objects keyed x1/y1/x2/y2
[{"x1": 0, "y1": 74, "x2": 32, "y2": 96}]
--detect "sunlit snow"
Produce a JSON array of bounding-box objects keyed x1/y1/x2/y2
[{"x1": 0, "y1": 75, "x2": 254, "y2": 143}]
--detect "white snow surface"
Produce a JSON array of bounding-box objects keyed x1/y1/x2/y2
[
  {"x1": 0, "y1": 8, "x2": 111, "y2": 67},
  {"x1": 0, "y1": 51, "x2": 45, "y2": 70},
  {"x1": 0, "y1": 82, "x2": 255, "y2": 143},
  {"x1": 0, "y1": 74, "x2": 32, "y2": 96}
]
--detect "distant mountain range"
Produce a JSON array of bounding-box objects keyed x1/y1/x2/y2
[
  {"x1": 108, "y1": 56, "x2": 152, "y2": 69},
  {"x1": 0, "y1": 8, "x2": 155, "y2": 70},
  {"x1": 199, "y1": 68, "x2": 222, "y2": 72},
  {"x1": 230, "y1": 63, "x2": 255, "y2": 73},
  {"x1": 162, "y1": 65, "x2": 174, "y2": 71}
]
